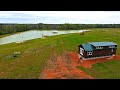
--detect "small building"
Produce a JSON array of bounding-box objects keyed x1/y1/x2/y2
[
  {"x1": 78, "y1": 42, "x2": 118, "y2": 60},
  {"x1": 80, "y1": 32, "x2": 84, "y2": 35}
]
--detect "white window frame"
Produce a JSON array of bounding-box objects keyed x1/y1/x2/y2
[
  {"x1": 96, "y1": 46, "x2": 103, "y2": 49},
  {"x1": 87, "y1": 51, "x2": 93, "y2": 56},
  {"x1": 109, "y1": 46, "x2": 115, "y2": 48}
]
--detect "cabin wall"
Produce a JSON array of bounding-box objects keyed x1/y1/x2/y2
[
  {"x1": 80, "y1": 48, "x2": 117, "y2": 58},
  {"x1": 83, "y1": 51, "x2": 87, "y2": 58},
  {"x1": 78, "y1": 47, "x2": 87, "y2": 58},
  {"x1": 93, "y1": 48, "x2": 116, "y2": 56},
  {"x1": 79, "y1": 47, "x2": 84, "y2": 56}
]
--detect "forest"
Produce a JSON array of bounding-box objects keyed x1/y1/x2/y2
[{"x1": 0, "y1": 23, "x2": 120, "y2": 35}]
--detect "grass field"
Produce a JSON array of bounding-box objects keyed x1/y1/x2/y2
[
  {"x1": 0, "y1": 28, "x2": 120, "y2": 79},
  {"x1": 77, "y1": 60, "x2": 120, "y2": 79}
]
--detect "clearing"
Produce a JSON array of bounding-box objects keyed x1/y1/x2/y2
[{"x1": 0, "y1": 28, "x2": 120, "y2": 78}]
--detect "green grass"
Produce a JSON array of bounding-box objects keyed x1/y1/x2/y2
[
  {"x1": 0, "y1": 28, "x2": 120, "y2": 78},
  {"x1": 77, "y1": 60, "x2": 120, "y2": 79}
]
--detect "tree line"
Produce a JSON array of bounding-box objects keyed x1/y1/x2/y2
[{"x1": 0, "y1": 23, "x2": 120, "y2": 35}]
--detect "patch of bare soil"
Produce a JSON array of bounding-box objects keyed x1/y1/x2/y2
[
  {"x1": 67, "y1": 52, "x2": 120, "y2": 69},
  {"x1": 39, "y1": 51, "x2": 94, "y2": 79}
]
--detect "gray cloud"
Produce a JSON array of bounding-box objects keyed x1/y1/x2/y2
[{"x1": 0, "y1": 11, "x2": 120, "y2": 24}]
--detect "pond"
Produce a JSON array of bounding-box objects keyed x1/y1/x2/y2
[{"x1": 0, "y1": 30, "x2": 89, "y2": 45}]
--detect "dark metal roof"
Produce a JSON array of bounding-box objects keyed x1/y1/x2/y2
[
  {"x1": 80, "y1": 42, "x2": 118, "y2": 51},
  {"x1": 87, "y1": 42, "x2": 117, "y2": 47},
  {"x1": 81, "y1": 44, "x2": 94, "y2": 51}
]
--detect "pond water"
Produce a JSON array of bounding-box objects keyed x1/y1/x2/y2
[{"x1": 0, "y1": 30, "x2": 89, "y2": 45}]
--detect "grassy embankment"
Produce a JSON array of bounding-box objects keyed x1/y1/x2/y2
[{"x1": 0, "y1": 28, "x2": 120, "y2": 78}]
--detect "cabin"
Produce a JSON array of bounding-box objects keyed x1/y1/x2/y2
[{"x1": 78, "y1": 42, "x2": 118, "y2": 60}]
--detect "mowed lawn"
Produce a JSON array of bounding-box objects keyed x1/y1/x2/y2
[
  {"x1": 0, "y1": 28, "x2": 120, "y2": 78},
  {"x1": 77, "y1": 60, "x2": 120, "y2": 79}
]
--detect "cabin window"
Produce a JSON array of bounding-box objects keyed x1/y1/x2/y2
[
  {"x1": 87, "y1": 51, "x2": 93, "y2": 56},
  {"x1": 96, "y1": 46, "x2": 103, "y2": 49},
  {"x1": 109, "y1": 46, "x2": 115, "y2": 48}
]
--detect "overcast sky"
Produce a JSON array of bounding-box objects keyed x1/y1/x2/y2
[{"x1": 0, "y1": 11, "x2": 120, "y2": 24}]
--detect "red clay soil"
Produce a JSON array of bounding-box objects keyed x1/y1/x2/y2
[
  {"x1": 39, "y1": 52, "x2": 120, "y2": 79},
  {"x1": 39, "y1": 55, "x2": 93, "y2": 79},
  {"x1": 67, "y1": 52, "x2": 120, "y2": 69}
]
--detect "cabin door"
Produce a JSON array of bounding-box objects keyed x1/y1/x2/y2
[
  {"x1": 80, "y1": 47, "x2": 84, "y2": 55},
  {"x1": 111, "y1": 48, "x2": 113, "y2": 52}
]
